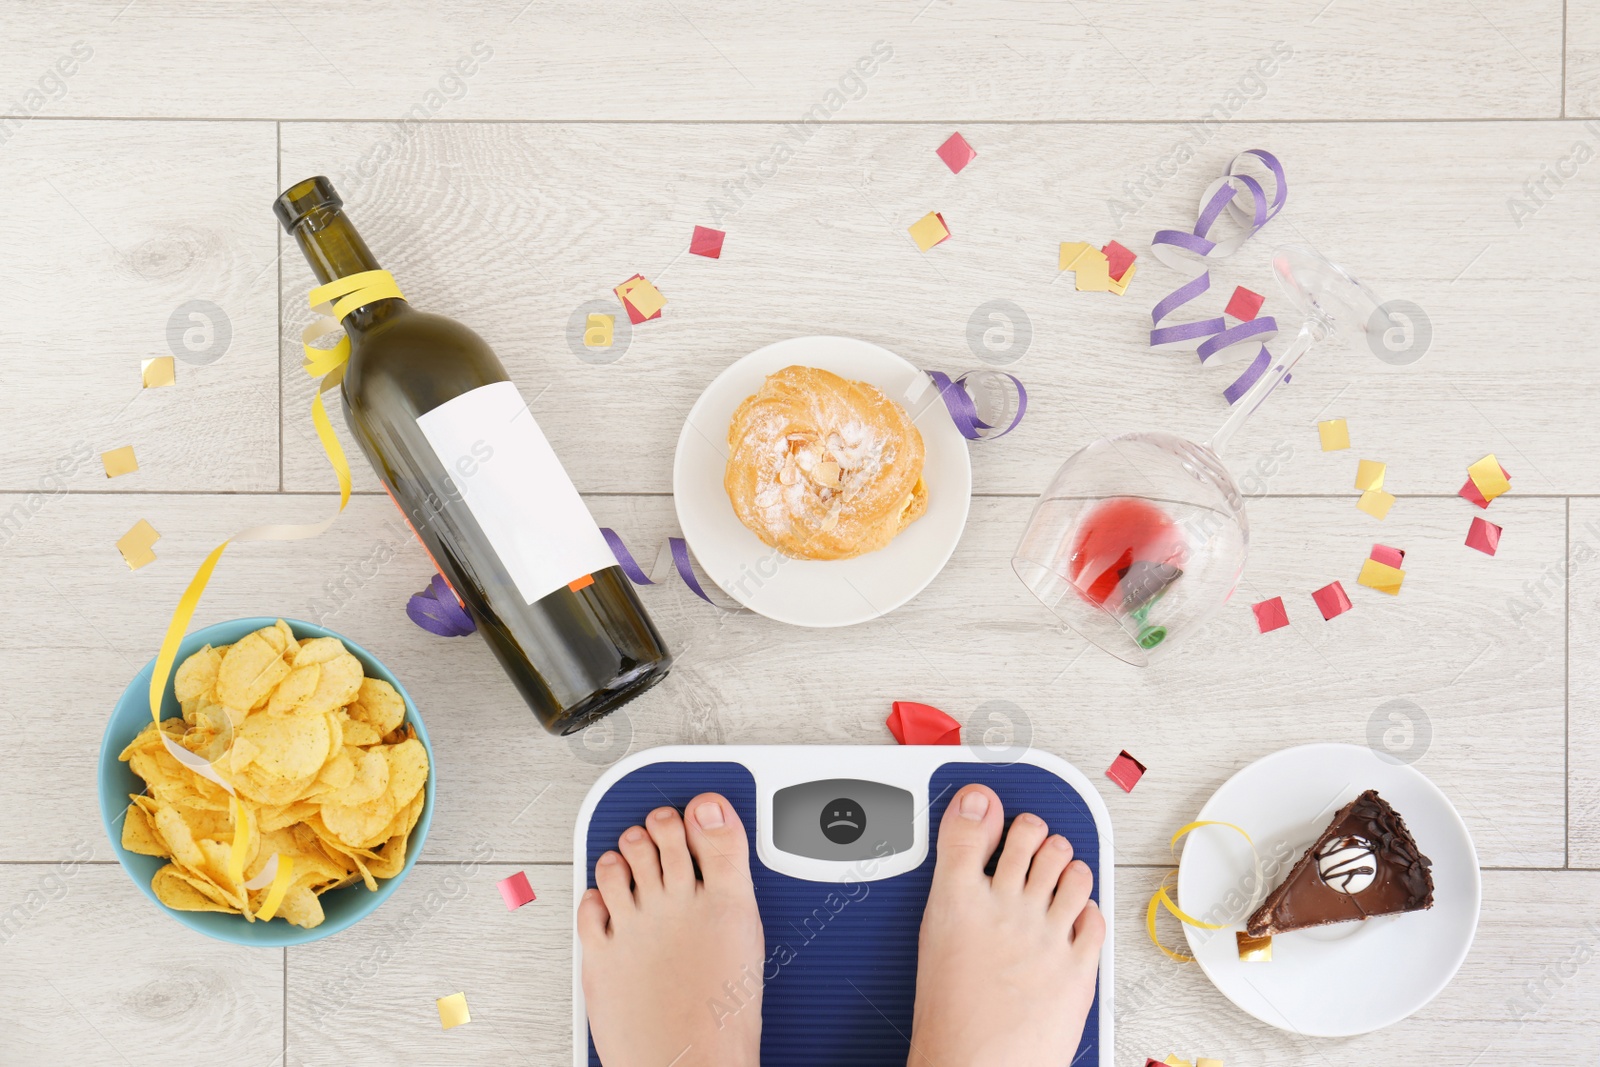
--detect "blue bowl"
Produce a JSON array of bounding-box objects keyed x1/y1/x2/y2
[{"x1": 98, "y1": 617, "x2": 435, "y2": 946}]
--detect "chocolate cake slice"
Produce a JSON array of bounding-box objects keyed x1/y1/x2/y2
[{"x1": 1245, "y1": 789, "x2": 1433, "y2": 937}]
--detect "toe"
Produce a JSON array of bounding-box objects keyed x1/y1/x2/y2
[
  {"x1": 1072, "y1": 897, "x2": 1106, "y2": 957},
  {"x1": 992, "y1": 813, "x2": 1049, "y2": 893},
  {"x1": 594, "y1": 850, "x2": 635, "y2": 919},
  {"x1": 618, "y1": 824, "x2": 664, "y2": 896},
  {"x1": 684, "y1": 792, "x2": 752, "y2": 895},
  {"x1": 933, "y1": 784, "x2": 1005, "y2": 883},
  {"x1": 577, "y1": 886, "x2": 611, "y2": 946},
  {"x1": 1024, "y1": 834, "x2": 1074, "y2": 901},
  {"x1": 1049, "y1": 859, "x2": 1095, "y2": 927},
  {"x1": 645, "y1": 806, "x2": 695, "y2": 892}
]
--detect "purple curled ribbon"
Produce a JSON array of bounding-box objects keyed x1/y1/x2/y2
[
  {"x1": 406, "y1": 573, "x2": 476, "y2": 637},
  {"x1": 926, "y1": 370, "x2": 1028, "y2": 441},
  {"x1": 601, "y1": 527, "x2": 714, "y2": 605},
  {"x1": 1149, "y1": 149, "x2": 1289, "y2": 404}
]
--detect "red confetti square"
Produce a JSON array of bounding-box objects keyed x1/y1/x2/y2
[
  {"x1": 497, "y1": 870, "x2": 537, "y2": 910},
  {"x1": 1466, "y1": 516, "x2": 1502, "y2": 556},
  {"x1": 935, "y1": 131, "x2": 977, "y2": 174},
  {"x1": 1370, "y1": 544, "x2": 1406, "y2": 568},
  {"x1": 1101, "y1": 240, "x2": 1137, "y2": 283},
  {"x1": 1105, "y1": 749, "x2": 1146, "y2": 793},
  {"x1": 689, "y1": 225, "x2": 725, "y2": 259},
  {"x1": 1458, "y1": 462, "x2": 1510, "y2": 508},
  {"x1": 1252, "y1": 596, "x2": 1290, "y2": 633},
  {"x1": 1312, "y1": 580, "x2": 1353, "y2": 621},
  {"x1": 886, "y1": 701, "x2": 962, "y2": 746},
  {"x1": 1225, "y1": 285, "x2": 1265, "y2": 321}
]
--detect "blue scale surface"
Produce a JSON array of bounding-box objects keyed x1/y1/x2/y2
[{"x1": 583, "y1": 760, "x2": 1102, "y2": 1066}]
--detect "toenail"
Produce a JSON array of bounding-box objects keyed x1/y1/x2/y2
[
  {"x1": 959, "y1": 790, "x2": 989, "y2": 820},
  {"x1": 599, "y1": 853, "x2": 618, "y2": 866},
  {"x1": 1050, "y1": 836, "x2": 1070, "y2": 851},
  {"x1": 651, "y1": 808, "x2": 674, "y2": 822},
  {"x1": 694, "y1": 801, "x2": 725, "y2": 829},
  {"x1": 1019, "y1": 813, "x2": 1043, "y2": 828},
  {"x1": 624, "y1": 827, "x2": 645, "y2": 843}
]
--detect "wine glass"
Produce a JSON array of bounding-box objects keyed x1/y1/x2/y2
[{"x1": 1012, "y1": 245, "x2": 1387, "y2": 665}]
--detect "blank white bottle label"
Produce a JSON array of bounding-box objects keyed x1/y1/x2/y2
[{"x1": 416, "y1": 380, "x2": 615, "y2": 604}]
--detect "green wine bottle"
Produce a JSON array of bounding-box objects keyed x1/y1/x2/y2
[{"x1": 274, "y1": 176, "x2": 671, "y2": 735}]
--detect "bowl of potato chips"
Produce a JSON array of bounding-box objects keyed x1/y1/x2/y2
[{"x1": 98, "y1": 617, "x2": 434, "y2": 946}]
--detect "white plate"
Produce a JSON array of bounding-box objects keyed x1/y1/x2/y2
[
  {"x1": 672, "y1": 336, "x2": 972, "y2": 627},
  {"x1": 1176, "y1": 743, "x2": 1480, "y2": 1037}
]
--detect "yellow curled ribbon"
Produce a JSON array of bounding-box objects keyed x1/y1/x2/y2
[
  {"x1": 143, "y1": 269, "x2": 403, "y2": 918},
  {"x1": 1146, "y1": 819, "x2": 1262, "y2": 962}
]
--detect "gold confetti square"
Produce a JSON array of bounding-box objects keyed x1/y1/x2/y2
[
  {"x1": 1358, "y1": 558, "x2": 1405, "y2": 595},
  {"x1": 1197, "y1": 1059, "x2": 1224, "y2": 1067},
  {"x1": 1059, "y1": 242, "x2": 1113, "y2": 291},
  {"x1": 141, "y1": 356, "x2": 175, "y2": 388},
  {"x1": 1236, "y1": 930, "x2": 1273, "y2": 962},
  {"x1": 1357, "y1": 488, "x2": 1395, "y2": 520},
  {"x1": 618, "y1": 276, "x2": 666, "y2": 319},
  {"x1": 436, "y1": 991, "x2": 471, "y2": 1030},
  {"x1": 908, "y1": 211, "x2": 951, "y2": 252},
  {"x1": 583, "y1": 313, "x2": 614, "y2": 348},
  {"x1": 116, "y1": 519, "x2": 160, "y2": 571},
  {"x1": 1317, "y1": 418, "x2": 1350, "y2": 451},
  {"x1": 1467, "y1": 453, "x2": 1510, "y2": 503},
  {"x1": 1164, "y1": 1057, "x2": 1192, "y2": 1067},
  {"x1": 1106, "y1": 262, "x2": 1137, "y2": 296},
  {"x1": 1058, "y1": 241, "x2": 1092, "y2": 271},
  {"x1": 101, "y1": 445, "x2": 139, "y2": 478},
  {"x1": 1354, "y1": 458, "x2": 1386, "y2": 491}
]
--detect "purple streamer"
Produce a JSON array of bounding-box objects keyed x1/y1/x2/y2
[
  {"x1": 1148, "y1": 149, "x2": 1289, "y2": 405},
  {"x1": 406, "y1": 573, "x2": 476, "y2": 637},
  {"x1": 600, "y1": 526, "x2": 714, "y2": 605},
  {"x1": 927, "y1": 370, "x2": 1027, "y2": 440}
]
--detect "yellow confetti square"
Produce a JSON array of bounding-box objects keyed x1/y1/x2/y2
[
  {"x1": 116, "y1": 519, "x2": 160, "y2": 571},
  {"x1": 1164, "y1": 1057, "x2": 1192, "y2": 1067},
  {"x1": 1236, "y1": 930, "x2": 1273, "y2": 962},
  {"x1": 616, "y1": 276, "x2": 666, "y2": 319},
  {"x1": 1357, "y1": 558, "x2": 1405, "y2": 595},
  {"x1": 141, "y1": 356, "x2": 175, "y2": 388},
  {"x1": 1317, "y1": 418, "x2": 1350, "y2": 451},
  {"x1": 1467, "y1": 453, "x2": 1510, "y2": 503},
  {"x1": 101, "y1": 445, "x2": 139, "y2": 478},
  {"x1": 908, "y1": 211, "x2": 951, "y2": 252},
  {"x1": 1106, "y1": 262, "x2": 1137, "y2": 296},
  {"x1": 583, "y1": 313, "x2": 614, "y2": 348},
  {"x1": 1357, "y1": 488, "x2": 1395, "y2": 520},
  {"x1": 1354, "y1": 458, "x2": 1385, "y2": 491},
  {"x1": 1059, "y1": 242, "x2": 1112, "y2": 291},
  {"x1": 436, "y1": 991, "x2": 471, "y2": 1030},
  {"x1": 1197, "y1": 1059, "x2": 1224, "y2": 1067}
]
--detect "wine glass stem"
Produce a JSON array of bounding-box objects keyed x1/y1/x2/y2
[{"x1": 1205, "y1": 318, "x2": 1319, "y2": 456}]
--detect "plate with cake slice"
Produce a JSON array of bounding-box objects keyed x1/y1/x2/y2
[{"x1": 1176, "y1": 742, "x2": 1480, "y2": 1036}]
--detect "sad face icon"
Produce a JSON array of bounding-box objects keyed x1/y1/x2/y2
[{"x1": 820, "y1": 798, "x2": 865, "y2": 845}]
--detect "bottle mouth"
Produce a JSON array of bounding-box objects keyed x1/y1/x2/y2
[{"x1": 273, "y1": 175, "x2": 342, "y2": 234}]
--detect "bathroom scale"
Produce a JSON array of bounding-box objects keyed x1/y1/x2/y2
[{"x1": 572, "y1": 745, "x2": 1115, "y2": 1066}]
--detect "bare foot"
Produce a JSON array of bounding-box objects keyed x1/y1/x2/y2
[
  {"x1": 578, "y1": 793, "x2": 765, "y2": 1067},
  {"x1": 907, "y1": 784, "x2": 1104, "y2": 1067}
]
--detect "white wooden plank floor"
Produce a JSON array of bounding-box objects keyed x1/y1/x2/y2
[{"x1": 2, "y1": 2, "x2": 1597, "y2": 1064}]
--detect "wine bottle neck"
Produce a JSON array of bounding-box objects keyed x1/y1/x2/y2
[{"x1": 275, "y1": 176, "x2": 406, "y2": 330}]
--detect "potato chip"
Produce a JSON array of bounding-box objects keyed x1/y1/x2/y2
[
  {"x1": 124, "y1": 622, "x2": 426, "y2": 928},
  {"x1": 174, "y1": 644, "x2": 220, "y2": 707},
  {"x1": 349, "y1": 677, "x2": 405, "y2": 735},
  {"x1": 267, "y1": 663, "x2": 320, "y2": 714},
  {"x1": 122, "y1": 802, "x2": 169, "y2": 857},
  {"x1": 238, "y1": 708, "x2": 330, "y2": 783},
  {"x1": 216, "y1": 631, "x2": 291, "y2": 710},
  {"x1": 152, "y1": 865, "x2": 234, "y2": 913}
]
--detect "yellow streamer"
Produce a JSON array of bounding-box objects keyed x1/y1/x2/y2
[
  {"x1": 142, "y1": 269, "x2": 403, "y2": 905},
  {"x1": 253, "y1": 855, "x2": 296, "y2": 922},
  {"x1": 1145, "y1": 820, "x2": 1261, "y2": 963}
]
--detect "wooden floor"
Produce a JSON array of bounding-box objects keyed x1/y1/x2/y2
[{"x1": 3, "y1": 1, "x2": 1599, "y2": 1062}]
